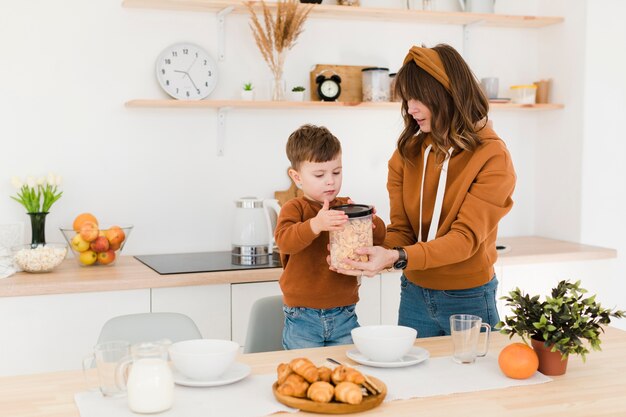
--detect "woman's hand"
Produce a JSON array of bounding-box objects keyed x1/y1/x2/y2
[{"x1": 330, "y1": 246, "x2": 398, "y2": 277}]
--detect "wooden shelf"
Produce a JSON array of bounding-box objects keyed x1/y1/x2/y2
[
  {"x1": 122, "y1": 0, "x2": 564, "y2": 28},
  {"x1": 125, "y1": 99, "x2": 564, "y2": 111}
]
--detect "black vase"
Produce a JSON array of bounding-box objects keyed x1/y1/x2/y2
[{"x1": 28, "y1": 212, "x2": 49, "y2": 246}]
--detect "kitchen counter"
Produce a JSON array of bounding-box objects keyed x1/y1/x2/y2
[
  {"x1": 0, "y1": 236, "x2": 616, "y2": 298},
  {"x1": 2, "y1": 327, "x2": 625, "y2": 417}
]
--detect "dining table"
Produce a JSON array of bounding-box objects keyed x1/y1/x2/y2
[{"x1": 2, "y1": 327, "x2": 626, "y2": 417}]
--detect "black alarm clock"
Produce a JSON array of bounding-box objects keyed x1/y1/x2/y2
[{"x1": 315, "y1": 73, "x2": 342, "y2": 102}]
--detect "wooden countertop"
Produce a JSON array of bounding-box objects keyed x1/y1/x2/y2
[
  {"x1": 1, "y1": 327, "x2": 625, "y2": 417},
  {"x1": 0, "y1": 236, "x2": 616, "y2": 298}
]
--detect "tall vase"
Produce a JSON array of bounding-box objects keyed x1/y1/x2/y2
[
  {"x1": 28, "y1": 212, "x2": 48, "y2": 246},
  {"x1": 270, "y1": 76, "x2": 286, "y2": 101}
]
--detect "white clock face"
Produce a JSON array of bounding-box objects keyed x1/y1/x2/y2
[
  {"x1": 320, "y1": 80, "x2": 339, "y2": 98},
  {"x1": 155, "y1": 43, "x2": 218, "y2": 100}
]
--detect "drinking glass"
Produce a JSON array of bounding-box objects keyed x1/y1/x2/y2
[
  {"x1": 82, "y1": 340, "x2": 130, "y2": 397},
  {"x1": 449, "y1": 314, "x2": 490, "y2": 364}
]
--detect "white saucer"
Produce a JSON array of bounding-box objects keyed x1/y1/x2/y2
[
  {"x1": 173, "y1": 362, "x2": 251, "y2": 387},
  {"x1": 346, "y1": 346, "x2": 430, "y2": 368}
]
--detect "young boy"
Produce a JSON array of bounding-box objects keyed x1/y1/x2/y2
[{"x1": 275, "y1": 124, "x2": 386, "y2": 349}]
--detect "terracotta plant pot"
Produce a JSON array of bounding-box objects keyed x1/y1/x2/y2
[{"x1": 531, "y1": 337, "x2": 569, "y2": 376}]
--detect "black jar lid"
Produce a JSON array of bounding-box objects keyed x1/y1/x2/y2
[
  {"x1": 361, "y1": 67, "x2": 390, "y2": 72},
  {"x1": 331, "y1": 204, "x2": 374, "y2": 218}
]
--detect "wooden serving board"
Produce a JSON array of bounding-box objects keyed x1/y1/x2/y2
[
  {"x1": 272, "y1": 376, "x2": 387, "y2": 414},
  {"x1": 309, "y1": 64, "x2": 372, "y2": 102}
]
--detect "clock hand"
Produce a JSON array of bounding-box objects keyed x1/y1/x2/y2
[
  {"x1": 186, "y1": 73, "x2": 200, "y2": 93},
  {"x1": 173, "y1": 69, "x2": 188, "y2": 79},
  {"x1": 185, "y1": 56, "x2": 198, "y2": 73}
]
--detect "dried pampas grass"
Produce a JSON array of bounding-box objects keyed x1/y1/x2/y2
[{"x1": 245, "y1": 0, "x2": 313, "y2": 82}]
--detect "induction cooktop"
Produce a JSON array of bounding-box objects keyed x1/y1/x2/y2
[{"x1": 134, "y1": 251, "x2": 281, "y2": 275}]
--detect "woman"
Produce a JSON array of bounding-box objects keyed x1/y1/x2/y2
[{"x1": 336, "y1": 44, "x2": 516, "y2": 337}]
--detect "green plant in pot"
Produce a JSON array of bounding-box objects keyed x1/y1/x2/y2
[{"x1": 496, "y1": 280, "x2": 624, "y2": 376}]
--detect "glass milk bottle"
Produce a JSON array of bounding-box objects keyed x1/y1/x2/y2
[
  {"x1": 329, "y1": 204, "x2": 374, "y2": 270},
  {"x1": 116, "y1": 341, "x2": 174, "y2": 414}
]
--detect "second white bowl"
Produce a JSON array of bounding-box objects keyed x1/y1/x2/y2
[{"x1": 351, "y1": 325, "x2": 417, "y2": 362}]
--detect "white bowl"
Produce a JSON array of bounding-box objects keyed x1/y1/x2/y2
[
  {"x1": 169, "y1": 339, "x2": 239, "y2": 381},
  {"x1": 351, "y1": 325, "x2": 417, "y2": 362}
]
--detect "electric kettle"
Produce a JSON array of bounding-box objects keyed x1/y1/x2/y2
[{"x1": 231, "y1": 197, "x2": 281, "y2": 265}]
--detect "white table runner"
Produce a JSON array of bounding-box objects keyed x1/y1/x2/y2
[
  {"x1": 75, "y1": 354, "x2": 551, "y2": 417},
  {"x1": 356, "y1": 353, "x2": 551, "y2": 402},
  {"x1": 75, "y1": 373, "x2": 296, "y2": 417}
]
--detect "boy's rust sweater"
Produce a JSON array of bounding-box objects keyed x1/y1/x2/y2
[
  {"x1": 276, "y1": 197, "x2": 386, "y2": 309},
  {"x1": 384, "y1": 126, "x2": 516, "y2": 290}
]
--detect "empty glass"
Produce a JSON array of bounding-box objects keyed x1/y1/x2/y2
[
  {"x1": 82, "y1": 340, "x2": 130, "y2": 397},
  {"x1": 450, "y1": 314, "x2": 490, "y2": 364}
]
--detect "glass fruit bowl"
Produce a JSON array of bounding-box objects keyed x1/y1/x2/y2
[
  {"x1": 12, "y1": 243, "x2": 68, "y2": 273},
  {"x1": 60, "y1": 225, "x2": 133, "y2": 267}
]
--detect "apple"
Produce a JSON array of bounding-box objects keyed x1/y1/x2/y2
[
  {"x1": 90, "y1": 236, "x2": 110, "y2": 253},
  {"x1": 79, "y1": 221, "x2": 99, "y2": 242},
  {"x1": 97, "y1": 250, "x2": 116, "y2": 265},
  {"x1": 71, "y1": 234, "x2": 90, "y2": 252},
  {"x1": 105, "y1": 226, "x2": 126, "y2": 249},
  {"x1": 78, "y1": 250, "x2": 98, "y2": 266}
]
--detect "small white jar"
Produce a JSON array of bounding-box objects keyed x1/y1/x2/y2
[{"x1": 510, "y1": 84, "x2": 537, "y2": 104}]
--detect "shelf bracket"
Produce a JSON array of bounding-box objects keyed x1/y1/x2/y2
[
  {"x1": 217, "y1": 6, "x2": 234, "y2": 61},
  {"x1": 462, "y1": 19, "x2": 486, "y2": 56},
  {"x1": 216, "y1": 107, "x2": 234, "y2": 156}
]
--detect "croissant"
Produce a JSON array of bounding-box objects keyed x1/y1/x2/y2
[
  {"x1": 334, "y1": 381, "x2": 363, "y2": 405},
  {"x1": 307, "y1": 381, "x2": 335, "y2": 403},
  {"x1": 277, "y1": 373, "x2": 309, "y2": 398},
  {"x1": 331, "y1": 365, "x2": 365, "y2": 385},
  {"x1": 317, "y1": 366, "x2": 332, "y2": 383},
  {"x1": 277, "y1": 362, "x2": 293, "y2": 385},
  {"x1": 289, "y1": 357, "x2": 319, "y2": 383}
]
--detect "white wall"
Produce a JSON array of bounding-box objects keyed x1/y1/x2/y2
[
  {"x1": 581, "y1": 0, "x2": 626, "y2": 314},
  {"x1": 0, "y1": 0, "x2": 552, "y2": 255}
]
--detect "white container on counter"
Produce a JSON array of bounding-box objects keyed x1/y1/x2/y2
[
  {"x1": 362, "y1": 67, "x2": 390, "y2": 102},
  {"x1": 329, "y1": 204, "x2": 373, "y2": 270},
  {"x1": 510, "y1": 84, "x2": 537, "y2": 104}
]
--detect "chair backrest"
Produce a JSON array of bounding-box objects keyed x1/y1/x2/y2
[
  {"x1": 97, "y1": 312, "x2": 202, "y2": 345},
  {"x1": 243, "y1": 295, "x2": 285, "y2": 353}
]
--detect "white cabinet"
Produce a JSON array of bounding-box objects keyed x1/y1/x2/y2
[
  {"x1": 0, "y1": 289, "x2": 150, "y2": 376},
  {"x1": 381, "y1": 271, "x2": 402, "y2": 325},
  {"x1": 151, "y1": 285, "x2": 231, "y2": 340},
  {"x1": 356, "y1": 275, "x2": 381, "y2": 327},
  {"x1": 231, "y1": 281, "x2": 282, "y2": 347}
]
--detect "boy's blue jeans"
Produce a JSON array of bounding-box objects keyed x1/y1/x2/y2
[
  {"x1": 282, "y1": 304, "x2": 359, "y2": 350},
  {"x1": 398, "y1": 275, "x2": 500, "y2": 338}
]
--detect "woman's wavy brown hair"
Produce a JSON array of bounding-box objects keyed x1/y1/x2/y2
[{"x1": 395, "y1": 44, "x2": 489, "y2": 162}]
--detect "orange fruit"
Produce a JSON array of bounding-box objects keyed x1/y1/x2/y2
[
  {"x1": 73, "y1": 213, "x2": 99, "y2": 232},
  {"x1": 498, "y1": 342, "x2": 539, "y2": 379}
]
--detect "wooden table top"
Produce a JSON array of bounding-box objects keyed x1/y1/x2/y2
[{"x1": 1, "y1": 328, "x2": 625, "y2": 417}]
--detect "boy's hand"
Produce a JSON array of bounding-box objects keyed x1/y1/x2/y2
[{"x1": 310, "y1": 200, "x2": 348, "y2": 235}]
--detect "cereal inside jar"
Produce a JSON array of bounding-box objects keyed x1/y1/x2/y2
[{"x1": 329, "y1": 204, "x2": 374, "y2": 270}]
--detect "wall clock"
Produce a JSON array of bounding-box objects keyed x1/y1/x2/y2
[
  {"x1": 315, "y1": 73, "x2": 342, "y2": 102},
  {"x1": 155, "y1": 43, "x2": 218, "y2": 100}
]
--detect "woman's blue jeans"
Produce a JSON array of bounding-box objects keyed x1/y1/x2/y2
[
  {"x1": 398, "y1": 275, "x2": 500, "y2": 338},
  {"x1": 282, "y1": 304, "x2": 359, "y2": 350}
]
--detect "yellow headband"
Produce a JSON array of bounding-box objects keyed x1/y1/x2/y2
[{"x1": 403, "y1": 46, "x2": 451, "y2": 92}]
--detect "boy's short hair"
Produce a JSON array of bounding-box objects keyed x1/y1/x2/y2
[{"x1": 286, "y1": 124, "x2": 342, "y2": 171}]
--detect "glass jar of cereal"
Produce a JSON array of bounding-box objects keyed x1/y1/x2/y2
[{"x1": 329, "y1": 204, "x2": 374, "y2": 270}]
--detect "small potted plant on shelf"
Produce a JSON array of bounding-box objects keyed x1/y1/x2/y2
[
  {"x1": 290, "y1": 86, "x2": 306, "y2": 101},
  {"x1": 496, "y1": 280, "x2": 625, "y2": 375},
  {"x1": 241, "y1": 82, "x2": 255, "y2": 101}
]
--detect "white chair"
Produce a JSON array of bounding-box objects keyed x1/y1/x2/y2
[
  {"x1": 243, "y1": 295, "x2": 285, "y2": 353},
  {"x1": 97, "y1": 312, "x2": 202, "y2": 345}
]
